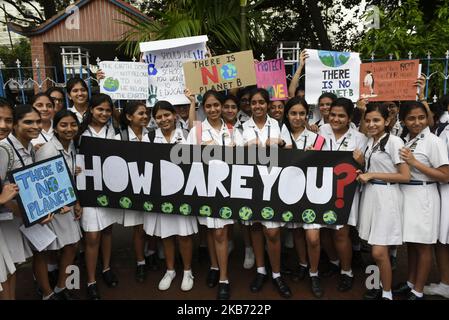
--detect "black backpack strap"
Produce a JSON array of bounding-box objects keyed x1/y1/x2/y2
[
  {"x1": 147, "y1": 130, "x2": 156, "y2": 143},
  {"x1": 119, "y1": 128, "x2": 129, "y2": 141},
  {"x1": 437, "y1": 122, "x2": 449, "y2": 137},
  {"x1": 182, "y1": 129, "x2": 189, "y2": 140}
]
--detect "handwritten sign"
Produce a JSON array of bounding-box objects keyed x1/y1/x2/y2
[
  {"x1": 305, "y1": 49, "x2": 361, "y2": 103},
  {"x1": 99, "y1": 61, "x2": 149, "y2": 100},
  {"x1": 9, "y1": 155, "x2": 77, "y2": 227},
  {"x1": 255, "y1": 58, "x2": 288, "y2": 100},
  {"x1": 183, "y1": 50, "x2": 257, "y2": 95},
  {"x1": 360, "y1": 60, "x2": 420, "y2": 101},
  {"x1": 140, "y1": 35, "x2": 208, "y2": 106}
]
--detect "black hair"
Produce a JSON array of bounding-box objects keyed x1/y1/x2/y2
[
  {"x1": 249, "y1": 88, "x2": 270, "y2": 104},
  {"x1": 53, "y1": 110, "x2": 79, "y2": 129},
  {"x1": 0, "y1": 97, "x2": 13, "y2": 112},
  {"x1": 294, "y1": 83, "x2": 305, "y2": 96},
  {"x1": 76, "y1": 93, "x2": 114, "y2": 140},
  {"x1": 46, "y1": 86, "x2": 65, "y2": 97},
  {"x1": 399, "y1": 101, "x2": 428, "y2": 139},
  {"x1": 439, "y1": 94, "x2": 449, "y2": 111},
  {"x1": 318, "y1": 92, "x2": 337, "y2": 105},
  {"x1": 283, "y1": 97, "x2": 309, "y2": 133},
  {"x1": 224, "y1": 95, "x2": 239, "y2": 107},
  {"x1": 152, "y1": 100, "x2": 176, "y2": 118},
  {"x1": 237, "y1": 86, "x2": 257, "y2": 101},
  {"x1": 66, "y1": 77, "x2": 88, "y2": 95},
  {"x1": 30, "y1": 92, "x2": 55, "y2": 108},
  {"x1": 120, "y1": 101, "x2": 147, "y2": 129},
  {"x1": 330, "y1": 97, "x2": 354, "y2": 119},
  {"x1": 12, "y1": 104, "x2": 41, "y2": 126},
  {"x1": 202, "y1": 90, "x2": 225, "y2": 106}
]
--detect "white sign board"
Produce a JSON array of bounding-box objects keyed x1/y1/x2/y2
[
  {"x1": 140, "y1": 35, "x2": 208, "y2": 106},
  {"x1": 99, "y1": 61, "x2": 149, "y2": 100},
  {"x1": 305, "y1": 49, "x2": 361, "y2": 103}
]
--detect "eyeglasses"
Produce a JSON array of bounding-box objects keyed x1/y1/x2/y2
[
  {"x1": 51, "y1": 97, "x2": 64, "y2": 103},
  {"x1": 240, "y1": 98, "x2": 250, "y2": 104}
]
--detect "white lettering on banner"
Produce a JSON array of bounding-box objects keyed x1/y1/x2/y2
[
  {"x1": 230, "y1": 165, "x2": 254, "y2": 199},
  {"x1": 76, "y1": 155, "x2": 102, "y2": 190},
  {"x1": 160, "y1": 160, "x2": 184, "y2": 196},
  {"x1": 103, "y1": 156, "x2": 129, "y2": 192},
  {"x1": 257, "y1": 166, "x2": 282, "y2": 201},
  {"x1": 207, "y1": 160, "x2": 230, "y2": 197},
  {"x1": 306, "y1": 167, "x2": 333, "y2": 204},
  {"x1": 278, "y1": 167, "x2": 306, "y2": 205},
  {"x1": 128, "y1": 162, "x2": 153, "y2": 195},
  {"x1": 184, "y1": 162, "x2": 207, "y2": 197}
]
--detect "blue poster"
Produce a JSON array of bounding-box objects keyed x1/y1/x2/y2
[{"x1": 9, "y1": 155, "x2": 77, "y2": 226}]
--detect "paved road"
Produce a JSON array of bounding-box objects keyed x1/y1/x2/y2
[{"x1": 15, "y1": 224, "x2": 443, "y2": 300}]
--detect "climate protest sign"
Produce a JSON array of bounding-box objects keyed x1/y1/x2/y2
[
  {"x1": 9, "y1": 155, "x2": 77, "y2": 226},
  {"x1": 305, "y1": 49, "x2": 361, "y2": 103},
  {"x1": 139, "y1": 35, "x2": 208, "y2": 106},
  {"x1": 182, "y1": 50, "x2": 257, "y2": 95},
  {"x1": 76, "y1": 137, "x2": 359, "y2": 225},
  {"x1": 255, "y1": 58, "x2": 288, "y2": 101}
]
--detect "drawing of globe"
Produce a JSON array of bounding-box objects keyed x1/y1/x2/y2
[
  {"x1": 48, "y1": 177, "x2": 59, "y2": 192},
  {"x1": 239, "y1": 206, "x2": 253, "y2": 221},
  {"x1": 323, "y1": 210, "x2": 337, "y2": 224},
  {"x1": 281, "y1": 211, "x2": 294, "y2": 222},
  {"x1": 219, "y1": 207, "x2": 232, "y2": 219},
  {"x1": 143, "y1": 201, "x2": 154, "y2": 212},
  {"x1": 199, "y1": 205, "x2": 212, "y2": 217},
  {"x1": 119, "y1": 196, "x2": 132, "y2": 209},
  {"x1": 161, "y1": 202, "x2": 174, "y2": 214},
  {"x1": 179, "y1": 203, "x2": 192, "y2": 216},
  {"x1": 220, "y1": 63, "x2": 237, "y2": 80},
  {"x1": 302, "y1": 209, "x2": 316, "y2": 224},
  {"x1": 318, "y1": 51, "x2": 351, "y2": 67},
  {"x1": 261, "y1": 207, "x2": 274, "y2": 220}
]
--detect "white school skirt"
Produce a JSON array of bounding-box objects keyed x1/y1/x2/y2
[
  {"x1": 358, "y1": 183, "x2": 403, "y2": 245},
  {"x1": 198, "y1": 217, "x2": 234, "y2": 229},
  {"x1": 439, "y1": 183, "x2": 449, "y2": 244},
  {"x1": 0, "y1": 227, "x2": 16, "y2": 287},
  {"x1": 401, "y1": 183, "x2": 440, "y2": 244},
  {"x1": 81, "y1": 207, "x2": 124, "y2": 232},
  {"x1": 144, "y1": 213, "x2": 198, "y2": 239},
  {"x1": 0, "y1": 216, "x2": 32, "y2": 264},
  {"x1": 242, "y1": 221, "x2": 285, "y2": 229},
  {"x1": 123, "y1": 210, "x2": 144, "y2": 227},
  {"x1": 46, "y1": 209, "x2": 82, "y2": 250}
]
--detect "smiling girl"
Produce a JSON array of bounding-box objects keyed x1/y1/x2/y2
[
  {"x1": 67, "y1": 77, "x2": 89, "y2": 124},
  {"x1": 30, "y1": 93, "x2": 55, "y2": 149}
]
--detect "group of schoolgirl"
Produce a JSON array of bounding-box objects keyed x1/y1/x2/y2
[{"x1": 1, "y1": 57, "x2": 449, "y2": 303}]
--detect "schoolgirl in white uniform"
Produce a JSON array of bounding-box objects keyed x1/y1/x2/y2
[
  {"x1": 241, "y1": 88, "x2": 292, "y2": 299},
  {"x1": 0, "y1": 104, "x2": 41, "y2": 299},
  {"x1": 309, "y1": 93, "x2": 337, "y2": 132},
  {"x1": 186, "y1": 90, "x2": 242, "y2": 300},
  {"x1": 395, "y1": 101, "x2": 449, "y2": 300},
  {"x1": 280, "y1": 96, "x2": 326, "y2": 285},
  {"x1": 115, "y1": 101, "x2": 151, "y2": 283},
  {"x1": 34, "y1": 110, "x2": 83, "y2": 300},
  {"x1": 30, "y1": 93, "x2": 55, "y2": 149},
  {"x1": 319, "y1": 98, "x2": 368, "y2": 295},
  {"x1": 144, "y1": 101, "x2": 198, "y2": 293},
  {"x1": 76, "y1": 93, "x2": 123, "y2": 300},
  {"x1": 357, "y1": 103, "x2": 410, "y2": 300}
]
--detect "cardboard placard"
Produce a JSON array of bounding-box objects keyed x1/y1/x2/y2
[
  {"x1": 183, "y1": 50, "x2": 257, "y2": 95},
  {"x1": 255, "y1": 58, "x2": 288, "y2": 101}
]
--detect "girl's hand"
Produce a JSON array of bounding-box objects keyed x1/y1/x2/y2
[
  {"x1": 265, "y1": 138, "x2": 283, "y2": 147},
  {"x1": 184, "y1": 89, "x2": 195, "y2": 103},
  {"x1": 353, "y1": 149, "x2": 364, "y2": 165},
  {"x1": 415, "y1": 74, "x2": 426, "y2": 100},
  {"x1": 357, "y1": 172, "x2": 372, "y2": 184},
  {"x1": 60, "y1": 206, "x2": 71, "y2": 214},
  {"x1": 40, "y1": 213, "x2": 55, "y2": 225},
  {"x1": 299, "y1": 49, "x2": 309, "y2": 68},
  {"x1": 34, "y1": 143, "x2": 44, "y2": 152},
  {"x1": 202, "y1": 140, "x2": 215, "y2": 145},
  {"x1": 356, "y1": 98, "x2": 368, "y2": 113},
  {"x1": 96, "y1": 69, "x2": 105, "y2": 81},
  {"x1": 0, "y1": 183, "x2": 19, "y2": 204},
  {"x1": 309, "y1": 124, "x2": 319, "y2": 133},
  {"x1": 400, "y1": 147, "x2": 417, "y2": 166},
  {"x1": 75, "y1": 166, "x2": 82, "y2": 176},
  {"x1": 74, "y1": 202, "x2": 83, "y2": 220}
]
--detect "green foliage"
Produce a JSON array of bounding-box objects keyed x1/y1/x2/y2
[{"x1": 0, "y1": 38, "x2": 31, "y2": 66}]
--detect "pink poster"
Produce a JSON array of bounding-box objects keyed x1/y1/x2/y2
[{"x1": 255, "y1": 58, "x2": 288, "y2": 101}]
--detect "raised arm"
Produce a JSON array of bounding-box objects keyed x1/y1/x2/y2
[{"x1": 288, "y1": 50, "x2": 308, "y2": 98}]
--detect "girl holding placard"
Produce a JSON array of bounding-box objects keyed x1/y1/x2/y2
[{"x1": 75, "y1": 94, "x2": 124, "y2": 300}]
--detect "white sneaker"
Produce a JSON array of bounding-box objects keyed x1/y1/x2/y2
[
  {"x1": 424, "y1": 283, "x2": 449, "y2": 298},
  {"x1": 158, "y1": 271, "x2": 176, "y2": 291},
  {"x1": 243, "y1": 247, "x2": 255, "y2": 269},
  {"x1": 181, "y1": 270, "x2": 194, "y2": 291}
]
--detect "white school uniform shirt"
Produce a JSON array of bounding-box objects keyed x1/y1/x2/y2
[
  {"x1": 401, "y1": 126, "x2": 449, "y2": 244},
  {"x1": 440, "y1": 111, "x2": 449, "y2": 124},
  {"x1": 34, "y1": 137, "x2": 82, "y2": 250},
  {"x1": 154, "y1": 127, "x2": 187, "y2": 144},
  {"x1": 358, "y1": 133, "x2": 405, "y2": 245},
  {"x1": 31, "y1": 123, "x2": 54, "y2": 146},
  {"x1": 437, "y1": 125, "x2": 449, "y2": 244},
  {"x1": 187, "y1": 118, "x2": 244, "y2": 146},
  {"x1": 68, "y1": 106, "x2": 86, "y2": 124},
  {"x1": 281, "y1": 126, "x2": 320, "y2": 150},
  {"x1": 176, "y1": 117, "x2": 189, "y2": 131},
  {"x1": 0, "y1": 134, "x2": 33, "y2": 263},
  {"x1": 241, "y1": 115, "x2": 281, "y2": 147},
  {"x1": 390, "y1": 117, "x2": 403, "y2": 137},
  {"x1": 237, "y1": 110, "x2": 251, "y2": 124},
  {"x1": 147, "y1": 117, "x2": 158, "y2": 131},
  {"x1": 80, "y1": 124, "x2": 124, "y2": 232},
  {"x1": 114, "y1": 126, "x2": 151, "y2": 143}
]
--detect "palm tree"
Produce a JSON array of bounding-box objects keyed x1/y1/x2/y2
[{"x1": 118, "y1": 0, "x2": 266, "y2": 57}]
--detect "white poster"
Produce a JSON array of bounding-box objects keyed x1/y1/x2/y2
[
  {"x1": 99, "y1": 61, "x2": 149, "y2": 100},
  {"x1": 139, "y1": 35, "x2": 208, "y2": 106},
  {"x1": 305, "y1": 49, "x2": 361, "y2": 103}
]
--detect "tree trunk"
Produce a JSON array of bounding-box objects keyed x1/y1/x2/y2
[
  {"x1": 304, "y1": 0, "x2": 332, "y2": 50},
  {"x1": 240, "y1": 3, "x2": 248, "y2": 50}
]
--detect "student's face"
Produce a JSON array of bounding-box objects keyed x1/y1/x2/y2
[
  {"x1": 404, "y1": 107, "x2": 427, "y2": 137},
  {"x1": 251, "y1": 93, "x2": 268, "y2": 119},
  {"x1": 0, "y1": 107, "x2": 13, "y2": 140},
  {"x1": 14, "y1": 111, "x2": 42, "y2": 141},
  {"x1": 365, "y1": 110, "x2": 388, "y2": 139},
  {"x1": 126, "y1": 106, "x2": 148, "y2": 128},
  {"x1": 33, "y1": 96, "x2": 55, "y2": 122},
  {"x1": 296, "y1": 89, "x2": 305, "y2": 98},
  {"x1": 387, "y1": 103, "x2": 399, "y2": 118},
  {"x1": 155, "y1": 109, "x2": 176, "y2": 131},
  {"x1": 329, "y1": 106, "x2": 350, "y2": 132},
  {"x1": 287, "y1": 104, "x2": 307, "y2": 131},
  {"x1": 204, "y1": 96, "x2": 222, "y2": 122},
  {"x1": 222, "y1": 99, "x2": 238, "y2": 123},
  {"x1": 319, "y1": 97, "x2": 333, "y2": 118},
  {"x1": 55, "y1": 116, "x2": 78, "y2": 142},
  {"x1": 174, "y1": 105, "x2": 189, "y2": 120},
  {"x1": 69, "y1": 83, "x2": 88, "y2": 106},
  {"x1": 50, "y1": 91, "x2": 65, "y2": 113},
  {"x1": 91, "y1": 102, "x2": 112, "y2": 126},
  {"x1": 269, "y1": 101, "x2": 284, "y2": 121},
  {"x1": 239, "y1": 93, "x2": 251, "y2": 114}
]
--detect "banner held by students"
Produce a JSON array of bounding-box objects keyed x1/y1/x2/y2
[
  {"x1": 305, "y1": 49, "x2": 361, "y2": 103},
  {"x1": 359, "y1": 59, "x2": 420, "y2": 101},
  {"x1": 76, "y1": 137, "x2": 359, "y2": 225},
  {"x1": 255, "y1": 58, "x2": 288, "y2": 101},
  {"x1": 183, "y1": 50, "x2": 257, "y2": 95},
  {"x1": 9, "y1": 155, "x2": 78, "y2": 227},
  {"x1": 140, "y1": 35, "x2": 208, "y2": 107},
  {"x1": 99, "y1": 61, "x2": 149, "y2": 100}
]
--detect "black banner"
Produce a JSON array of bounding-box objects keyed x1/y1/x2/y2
[{"x1": 76, "y1": 136, "x2": 359, "y2": 225}]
